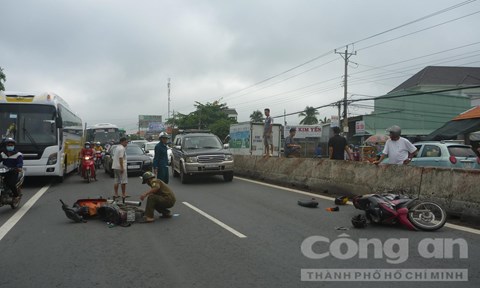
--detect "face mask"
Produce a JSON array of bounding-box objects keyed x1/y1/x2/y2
[
  {"x1": 6, "y1": 146, "x2": 14, "y2": 152},
  {"x1": 85, "y1": 145, "x2": 90, "y2": 149}
]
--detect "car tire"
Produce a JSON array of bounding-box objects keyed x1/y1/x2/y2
[
  {"x1": 172, "y1": 163, "x2": 179, "y2": 178},
  {"x1": 223, "y1": 171, "x2": 234, "y2": 182},
  {"x1": 180, "y1": 167, "x2": 189, "y2": 184}
]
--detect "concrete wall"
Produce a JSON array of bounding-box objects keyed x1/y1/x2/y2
[{"x1": 234, "y1": 155, "x2": 480, "y2": 221}]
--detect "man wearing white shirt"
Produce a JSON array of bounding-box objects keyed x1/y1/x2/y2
[
  {"x1": 374, "y1": 125, "x2": 417, "y2": 165},
  {"x1": 112, "y1": 137, "x2": 128, "y2": 199}
]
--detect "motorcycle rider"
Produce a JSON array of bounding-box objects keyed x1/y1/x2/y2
[
  {"x1": 0, "y1": 138, "x2": 23, "y2": 201},
  {"x1": 94, "y1": 142, "x2": 104, "y2": 152},
  {"x1": 79, "y1": 142, "x2": 96, "y2": 178}
]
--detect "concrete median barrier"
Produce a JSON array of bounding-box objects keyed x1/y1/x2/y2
[{"x1": 234, "y1": 155, "x2": 479, "y2": 222}]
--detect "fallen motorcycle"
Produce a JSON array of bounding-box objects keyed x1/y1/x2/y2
[
  {"x1": 352, "y1": 193, "x2": 447, "y2": 231},
  {"x1": 0, "y1": 165, "x2": 24, "y2": 209}
]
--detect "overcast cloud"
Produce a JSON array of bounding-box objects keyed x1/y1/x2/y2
[{"x1": 1, "y1": 0, "x2": 479, "y2": 132}]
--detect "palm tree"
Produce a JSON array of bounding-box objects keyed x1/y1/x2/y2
[
  {"x1": 250, "y1": 110, "x2": 264, "y2": 122},
  {"x1": 0, "y1": 67, "x2": 6, "y2": 91},
  {"x1": 299, "y1": 106, "x2": 319, "y2": 125}
]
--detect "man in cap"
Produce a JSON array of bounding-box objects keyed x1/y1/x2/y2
[
  {"x1": 139, "y1": 172, "x2": 176, "y2": 223},
  {"x1": 374, "y1": 125, "x2": 417, "y2": 165},
  {"x1": 153, "y1": 132, "x2": 170, "y2": 183}
]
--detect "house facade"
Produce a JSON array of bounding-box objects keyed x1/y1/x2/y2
[{"x1": 349, "y1": 66, "x2": 480, "y2": 142}]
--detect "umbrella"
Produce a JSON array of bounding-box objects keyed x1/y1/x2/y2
[{"x1": 365, "y1": 134, "x2": 390, "y2": 144}]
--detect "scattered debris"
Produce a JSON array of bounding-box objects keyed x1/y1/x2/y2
[{"x1": 298, "y1": 198, "x2": 319, "y2": 208}]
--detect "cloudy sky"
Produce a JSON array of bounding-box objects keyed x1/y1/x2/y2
[{"x1": 1, "y1": 0, "x2": 479, "y2": 132}]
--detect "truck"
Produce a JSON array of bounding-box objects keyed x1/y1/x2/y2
[{"x1": 228, "y1": 122, "x2": 282, "y2": 156}]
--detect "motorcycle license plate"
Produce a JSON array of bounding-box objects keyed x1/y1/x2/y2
[{"x1": 128, "y1": 165, "x2": 140, "y2": 169}]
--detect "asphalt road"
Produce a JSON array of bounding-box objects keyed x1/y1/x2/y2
[{"x1": 0, "y1": 169, "x2": 478, "y2": 288}]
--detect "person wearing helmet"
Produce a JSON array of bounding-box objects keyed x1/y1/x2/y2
[
  {"x1": 94, "y1": 142, "x2": 104, "y2": 152},
  {"x1": 153, "y1": 132, "x2": 170, "y2": 183},
  {"x1": 79, "y1": 141, "x2": 96, "y2": 179},
  {"x1": 139, "y1": 171, "x2": 176, "y2": 223},
  {"x1": 0, "y1": 138, "x2": 23, "y2": 201},
  {"x1": 374, "y1": 125, "x2": 417, "y2": 165}
]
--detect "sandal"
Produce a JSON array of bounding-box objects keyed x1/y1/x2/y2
[{"x1": 138, "y1": 216, "x2": 155, "y2": 223}]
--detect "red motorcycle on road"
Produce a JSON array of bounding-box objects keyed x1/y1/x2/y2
[
  {"x1": 353, "y1": 193, "x2": 447, "y2": 231},
  {"x1": 80, "y1": 155, "x2": 97, "y2": 183}
]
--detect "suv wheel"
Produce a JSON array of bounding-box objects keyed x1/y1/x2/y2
[
  {"x1": 172, "y1": 163, "x2": 179, "y2": 178},
  {"x1": 180, "y1": 167, "x2": 189, "y2": 184},
  {"x1": 223, "y1": 171, "x2": 234, "y2": 182}
]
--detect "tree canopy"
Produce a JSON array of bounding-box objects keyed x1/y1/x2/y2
[
  {"x1": 0, "y1": 67, "x2": 6, "y2": 91},
  {"x1": 250, "y1": 110, "x2": 264, "y2": 122},
  {"x1": 299, "y1": 106, "x2": 319, "y2": 125},
  {"x1": 166, "y1": 100, "x2": 237, "y2": 140}
]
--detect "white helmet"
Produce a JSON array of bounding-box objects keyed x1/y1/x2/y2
[{"x1": 159, "y1": 132, "x2": 169, "y2": 139}]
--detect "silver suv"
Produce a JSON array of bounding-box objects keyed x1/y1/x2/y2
[{"x1": 171, "y1": 132, "x2": 234, "y2": 183}]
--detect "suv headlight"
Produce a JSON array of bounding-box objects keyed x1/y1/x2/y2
[
  {"x1": 225, "y1": 154, "x2": 233, "y2": 161},
  {"x1": 185, "y1": 156, "x2": 198, "y2": 163},
  {"x1": 144, "y1": 159, "x2": 152, "y2": 165}
]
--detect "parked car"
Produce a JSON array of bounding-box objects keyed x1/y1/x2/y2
[
  {"x1": 171, "y1": 132, "x2": 234, "y2": 183},
  {"x1": 103, "y1": 144, "x2": 153, "y2": 177},
  {"x1": 382, "y1": 141, "x2": 480, "y2": 169},
  {"x1": 129, "y1": 139, "x2": 148, "y2": 150},
  {"x1": 144, "y1": 141, "x2": 173, "y2": 166}
]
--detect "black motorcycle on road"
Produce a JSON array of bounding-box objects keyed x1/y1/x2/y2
[{"x1": 0, "y1": 165, "x2": 24, "y2": 209}]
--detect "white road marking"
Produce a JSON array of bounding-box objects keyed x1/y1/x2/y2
[
  {"x1": 235, "y1": 176, "x2": 480, "y2": 235},
  {"x1": 182, "y1": 201, "x2": 247, "y2": 238},
  {"x1": 0, "y1": 184, "x2": 51, "y2": 241}
]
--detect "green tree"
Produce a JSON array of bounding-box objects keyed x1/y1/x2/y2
[
  {"x1": 250, "y1": 110, "x2": 264, "y2": 122},
  {"x1": 0, "y1": 67, "x2": 6, "y2": 91},
  {"x1": 299, "y1": 106, "x2": 319, "y2": 125},
  {"x1": 168, "y1": 100, "x2": 237, "y2": 140}
]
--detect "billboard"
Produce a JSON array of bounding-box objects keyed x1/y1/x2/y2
[
  {"x1": 285, "y1": 125, "x2": 322, "y2": 139},
  {"x1": 138, "y1": 115, "x2": 162, "y2": 129}
]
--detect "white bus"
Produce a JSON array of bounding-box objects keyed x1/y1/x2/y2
[
  {"x1": 0, "y1": 91, "x2": 83, "y2": 181},
  {"x1": 86, "y1": 123, "x2": 123, "y2": 146}
]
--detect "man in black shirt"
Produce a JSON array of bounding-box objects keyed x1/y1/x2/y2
[{"x1": 328, "y1": 127, "x2": 352, "y2": 160}]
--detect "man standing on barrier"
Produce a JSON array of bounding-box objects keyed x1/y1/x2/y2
[{"x1": 139, "y1": 171, "x2": 176, "y2": 223}]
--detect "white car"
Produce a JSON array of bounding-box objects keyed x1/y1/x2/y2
[{"x1": 144, "y1": 141, "x2": 172, "y2": 166}]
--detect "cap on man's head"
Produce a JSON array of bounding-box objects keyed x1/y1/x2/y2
[
  {"x1": 289, "y1": 128, "x2": 296, "y2": 133},
  {"x1": 387, "y1": 125, "x2": 401, "y2": 134}
]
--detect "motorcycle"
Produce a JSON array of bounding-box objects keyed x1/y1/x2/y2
[
  {"x1": 353, "y1": 193, "x2": 447, "y2": 231},
  {"x1": 0, "y1": 165, "x2": 24, "y2": 209},
  {"x1": 94, "y1": 151, "x2": 104, "y2": 169},
  {"x1": 80, "y1": 155, "x2": 97, "y2": 183}
]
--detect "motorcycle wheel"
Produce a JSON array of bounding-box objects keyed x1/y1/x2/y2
[
  {"x1": 10, "y1": 197, "x2": 20, "y2": 209},
  {"x1": 407, "y1": 201, "x2": 447, "y2": 231},
  {"x1": 87, "y1": 170, "x2": 91, "y2": 183}
]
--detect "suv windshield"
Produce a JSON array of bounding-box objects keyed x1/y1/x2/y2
[
  {"x1": 182, "y1": 135, "x2": 222, "y2": 149},
  {"x1": 448, "y1": 146, "x2": 477, "y2": 157},
  {"x1": 126, "y1": 145, "x2": 145, "y2": 155}
]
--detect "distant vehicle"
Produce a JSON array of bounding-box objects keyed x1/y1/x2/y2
[
  {"x1": 129, "y1": 139, "x2": 148, "y2": 150},
  {"x1": 0, "y1": 91, "x2": 83, "y2": 182},
  {"x1": 171, "y1": 132, "x2": 234, "y2": 183},
  {"x1": 86, "y1": 123, "x2": 123, "y2": 146},
  {"x1": 382, "y1": 141, "x2": 480, "y2": 169},
  {"x1": 144, "y1": 141, "x2": 172, "y2": 166},
  {"x1": 103, "y1": 144, "x2": 153, "y2": 177}
]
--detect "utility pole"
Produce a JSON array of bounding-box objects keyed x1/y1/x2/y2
[
  {"x1": 335, "y1": 45, "x2": 356, "y2": 138},
  {"x1": 167, "y1": 78, "x2": 171, "y2": 121}
]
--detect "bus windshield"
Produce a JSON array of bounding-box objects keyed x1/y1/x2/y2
[
  {"x1": 87, "y1": 128, "x2": 120, "y2": 144},
  {"x1": 0, "y1": 104, "x2": 58, "y2": 145}
]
